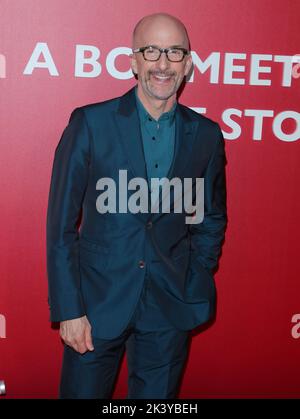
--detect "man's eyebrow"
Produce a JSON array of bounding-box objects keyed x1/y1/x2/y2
[
  {"x1": 146, "y1": 44, "x2": 186, "y2": 49},
  {"x1": 169, "y1": 45, "x2": 186, "y2": 48}
]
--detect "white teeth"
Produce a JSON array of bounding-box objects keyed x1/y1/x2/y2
[{"x1": 154, "y1": 75, "x2": 170, "y2": 79}]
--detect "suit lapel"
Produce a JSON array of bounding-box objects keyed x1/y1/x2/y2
[
  {"x1": 114, "y1": 87, "x2": 147, "y2": 181},
  {"x1": 150, "y1": 106, "x2": 197, "y2": 222},
  {"x1": 167, "y1": 105, "x2": 196, "y2": 181}
]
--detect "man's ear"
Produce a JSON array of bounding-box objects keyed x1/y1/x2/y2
[
  {"x1": 130, "y1": 53, "x2": 138, "y2": 76},
  {"x1": 184, "y1": 54, "x2": 193, "y2": 77}
]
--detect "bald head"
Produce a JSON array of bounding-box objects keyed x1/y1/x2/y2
[{"x1": 132, "y1": 13, "x2": 190, "y2": 51}]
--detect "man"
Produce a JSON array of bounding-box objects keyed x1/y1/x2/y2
[{"x1": 46, "y1": 12, "x2": 227, "y2": 399}]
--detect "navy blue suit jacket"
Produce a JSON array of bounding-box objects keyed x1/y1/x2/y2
[{"x1": 46, "y1": 86, "x2": 227, "y2": 339}]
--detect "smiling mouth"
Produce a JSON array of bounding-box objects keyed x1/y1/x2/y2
[{"x1": 151, "y1": 74, "x2": 173, "y2": 83}]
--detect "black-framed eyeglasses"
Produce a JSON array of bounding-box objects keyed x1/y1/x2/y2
[{"x1": 132, "y1": 45, "x2": 189, "y2": 62}]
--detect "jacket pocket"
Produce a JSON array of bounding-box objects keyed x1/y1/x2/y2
[
  {"x1": 79, "y1": 236, "x2": 109, "y2": 253},
  {"x1": 79, "y1": 237, "x2": 109, "y2": 269}
]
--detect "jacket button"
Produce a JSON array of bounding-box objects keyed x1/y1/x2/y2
[
  {"x1": 138, "y1": 260, "x2": 145, "y2": 268},
  {"x1": 146, "y1": 221, "x2": 152, "y2": 229}
]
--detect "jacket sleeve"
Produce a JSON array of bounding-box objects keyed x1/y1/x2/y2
[
  {"x1": 46, "y1": 107, "x2": 91, "y2": 322},
  {"x1": 189, "y1": 123, "x2": 227, "y2": 273}
]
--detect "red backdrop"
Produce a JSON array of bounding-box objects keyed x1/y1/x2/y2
[{"x1": 0, "y1": 0, "x2": 299, "y2": 398}]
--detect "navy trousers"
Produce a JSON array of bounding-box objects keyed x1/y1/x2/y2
[{"x1": 59, "y1": 272, "x2": 191, "y2": 399}]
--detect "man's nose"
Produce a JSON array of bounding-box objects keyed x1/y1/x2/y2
[{"x1": 156, "y1": 52, "x2": 169, "y2": 70}]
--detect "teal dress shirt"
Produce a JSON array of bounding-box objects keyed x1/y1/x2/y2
[{"x1": 134, "y1": 87, "x2": 176, "y2": 186}]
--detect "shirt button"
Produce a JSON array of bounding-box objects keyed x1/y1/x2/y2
[
  {"x1": 146, "y1": 221, "x2": 152, "y2": 229},
  {"x1": 155, "y1": 164, "x2": 158, "y2": 168},
  {"x1": 152, "y1": 136, "x2": 156, "y2": 140},
  {"x1": 138, "y1": 260, "x2": 145, "y2": 269}
]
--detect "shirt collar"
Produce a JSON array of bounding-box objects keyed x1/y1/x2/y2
[{"x1": 134, "y1": 86, "x2": 177, "y2": 126}]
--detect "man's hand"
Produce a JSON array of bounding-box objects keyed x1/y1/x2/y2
[{"x1": 60, "y1": 315, "x2": 94, "y2": 354}]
